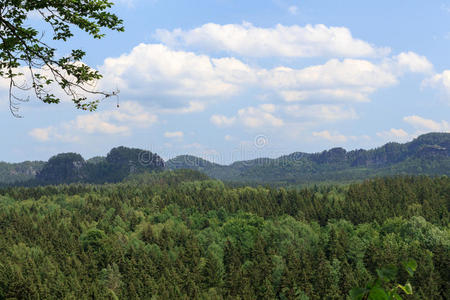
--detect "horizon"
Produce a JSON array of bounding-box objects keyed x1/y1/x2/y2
[{"x1": 2, "y1": 131, "x2": 447, "y2": 165}]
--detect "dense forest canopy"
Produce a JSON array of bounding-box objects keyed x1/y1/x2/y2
[{"x1": 0, "y1": 175, "x2": 448, "y2": 299}]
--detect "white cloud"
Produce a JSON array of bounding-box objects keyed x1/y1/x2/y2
[
  {"x1": 376, "y1": 128, "x2": 411, "y2": 142},
  {"x1": 263, "y1": 59, "x2": 397, "y2": 102},
  {"x1": 210, "y1": 115, "x2": 236, "y2": 127},
  {"x1": 237, "y1": 106, "x2": 284, "y2": 128},
  {"x1": 97, "y1": 42, "x2": 428, "y2": 108},
  {"x1": 376, "y1": 116, "x2": 449, "y2": 144},
  {"x1": 29, "y1": 101, "x2": 157, "y2": 142},
  {"x1": 312, "y1": 130, "x2": 349, "y2": 142},
  {"x1": 71, "y1": 101, "x2": 156, "y2": 135},
  {"x1": 422, "y1": 70, "x2": 450, "y2": 102},
  {"x1": 260, "y1": 103, "x2": 276, "y2": 113},
  {"x1": 73, "y1": 115, "x2": 129, "y2": 134},
  {"x1": 212, "y1": 103, "x2": 358, "y2": 137},
  {"x1": 98, "y1": 44, "x2": 263, "y2": 112},
  {"x1": 155, "y1": 23, "x2": 389, "y2": 58},
  {"x1": 164, "y1": 131, "x2": 184, "y2": 138},
  {"x1": 385, "y1": 52, "x2": 433, "y2": 75},
  {"x1": 279, "y1": 89, "x2": 372, "y2": 102},
  {"x1": 29, "y1": 127, "x2": 52, "y2": 142},
  {"x1": 394, "y1": 52, "x2": 433, "y2": 74},
  {"x1": 29, "y1": 126, "x2": 81, "y2": 143},
  {"x1": 403, "y1": 115, "x2": 450, "y2": 132},
  {"x1": 99, "y1": 44, "x2": 247, "y2": 104},
  {"x1": 263, "y1": 59, "x2": 396, "y2": 89}
]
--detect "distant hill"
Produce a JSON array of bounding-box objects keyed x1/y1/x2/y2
[
  {"x1": 1, "y1": 147, "x2": 164, "y2": 186},
  {"x1": 0, "y1": 161, "x2": 45, "y2": 184},
  {"x1": 1, "y1": 133, "x2": 449, "y2": 186},
  {"x1": 165, "y1": 132, "x2": 450, "y2": 185}
]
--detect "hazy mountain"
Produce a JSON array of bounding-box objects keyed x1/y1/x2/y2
[
  {"x1": 1, "y1": 147, "x2": 164, "y2": 186},
  {"x1": 1, "y1": 133, "x2": 448, "y2": 186},
  {"x1": 0, "y1": 161, "x2": 45, "y2": 184},
  {"x1": 165, "y1": 132, "x2": 450, "y2": 185}
]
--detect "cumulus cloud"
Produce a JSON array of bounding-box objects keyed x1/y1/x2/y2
[
  {"x1": 98, "y1": 43, "x2": 403, "y2": 107},
  {"x1": 29, "y1": 101, "x2": 157, "y2": 142},
  {"x1": 259, "y1": 103, "x2": 276, "y2": 113},
  {"x1": 211, "y1": 105, "x2": 283, "y2": 129},
  {"x1": 73, "y1": 115, "x2": 129, "y2": 135},
  {"x1": 99, "y1": 44, "x2": 249, "y2": 103},
  {"x1": 237, "y1": 106, "x2": 284, "y2": 128},
  {"x1": 210, "y1": 115, "x2": 236, "y2": 127},
  {"x1": 29, "y1": 127, "x2": 52, "y2": 142},
  {"x1": 263, "y1": 59, "x2": 397, "y2": 102},
  {"x1": 382, "y1": 52, "x2": 434, "y2": 76},
  {"x1": 211, "y1": 102, "x2": 360, "y2": 134},
  {"x1": 72, "y1": 101, "x2": 156, "y2": 135},
  {"x1": 403, "y1": 115, "x2": 450, "y2": 132},
  {"x1": 376, "y1": 116, "x2": 449, "y2": 144},
  {"x1": 155, "y1": 23, "x2": 389, "y2": 58},
  {"x1": 376, "y1": 128, "x2": 411, "y2": 142},
  {"x1": 29, "y1": 127, "x2": 80, "y2": 143},
  {"x1": 392, "y1": 52, "x2": 433, "y2": 74},
  {"x1": 422, "y1": 70, "x2": 450, "y2": 101}
]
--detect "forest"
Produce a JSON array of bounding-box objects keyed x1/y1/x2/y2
[{"x1": 0, "y1": 173, "x2": 448, "y2": 299}]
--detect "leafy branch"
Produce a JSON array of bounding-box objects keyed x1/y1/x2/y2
[{"x1": 0, "y1": 0, "x2": 124, "y2": 117}]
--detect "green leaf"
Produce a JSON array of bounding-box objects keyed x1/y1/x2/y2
[
  {"x1": 368, "y1": 287, "x2": 389, "y2": 300},
  {"x1": 398, "y1": 283, "x2": 413, "y2": 295}
]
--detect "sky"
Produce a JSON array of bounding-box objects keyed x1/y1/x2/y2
[{"x1": 1, "y1": 0, "x2": 450, "y2": 163}]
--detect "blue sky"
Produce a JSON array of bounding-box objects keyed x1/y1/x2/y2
[{"x1": 1, "y1": 0, "x2": 450, "y2": 163}]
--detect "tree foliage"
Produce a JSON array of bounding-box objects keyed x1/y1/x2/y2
[
  {"x1": 0, "y1": 175, "x2": 448, "y2": 299},
  {"x1": 30, "y1": 147, "x2": 165, "y2": 185},
  {"x1": 37, "y1": 152, "x2": 86, "y2": 184},
  {"x1": 0, "y1": 0, "x2": 124, "y2": 116}
]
